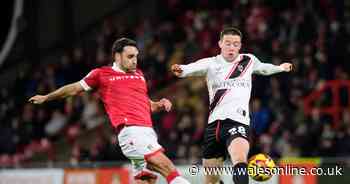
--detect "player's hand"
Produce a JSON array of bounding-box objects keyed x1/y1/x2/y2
[
  {"x1": 28, "y1": 95, "x2": 48, "y2": 104},
  {"x1": 279, "y1": 63, "x2": 293, "y2": 72},
  {"x1": 158, "y1": 98, "x2": 172, "y2": 112},
  {"x1": 171, "y1": 64, "x2": 183, "y2": 77}
]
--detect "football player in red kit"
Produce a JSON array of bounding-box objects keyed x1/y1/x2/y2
[{"x1": 29, "y1": 38, "x2": 191, "y2": 184}]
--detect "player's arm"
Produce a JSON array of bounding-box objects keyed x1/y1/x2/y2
[
  {"x1": 252, "y1": 55, "x2": 293, "y2": 75},
  {"x1": 171, "y1": 58, "x2": 211, "y2": 78},
  {"x1": 150, "y1": 98, "x2": 172, "y2": 112},
  {"x1": 28, "y1": 82, "x2": 84, "y2": 104}
]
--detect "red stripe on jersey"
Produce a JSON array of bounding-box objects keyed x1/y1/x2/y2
[{"x1": 215, "y1": 120, "x2": 221, "y2": 142}]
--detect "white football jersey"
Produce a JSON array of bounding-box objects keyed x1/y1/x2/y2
[{"x1": 179, "y1": 54, "x2": 284, "y2": 125}]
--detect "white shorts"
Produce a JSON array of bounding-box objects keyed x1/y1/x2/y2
[{"x1": 118, "y1": 126, "x2": 164, "y2": 179}]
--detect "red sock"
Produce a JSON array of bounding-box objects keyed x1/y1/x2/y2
[{"x1": 166, "y1": 170, "x2": 180, "y2": 183}]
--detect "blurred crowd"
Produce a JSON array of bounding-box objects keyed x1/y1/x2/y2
[{"x1": 0, "y1": 0, "x2": 349, "y2": 166}]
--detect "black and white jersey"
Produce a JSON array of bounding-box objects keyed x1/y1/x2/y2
[{"x1": 179, "y1": 54, "x2": 285, "y2": 125}]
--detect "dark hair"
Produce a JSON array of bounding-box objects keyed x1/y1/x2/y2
[
  {"x1": 220, "y1": 27, "x2": 242, "y2": 40},
  {"x1": 111, "y1": 37, "x2": 137, "y2": 57}
]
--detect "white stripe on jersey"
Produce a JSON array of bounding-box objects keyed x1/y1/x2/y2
[{"x1": 179, "y1": 53, "x2": 284, "y2": 125}]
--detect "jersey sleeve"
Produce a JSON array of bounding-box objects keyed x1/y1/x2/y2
[
  {"x1": 251, "y1": 54, "x2": 284, "y2": 75},
  {"x1": 179, "y1": 57, "x2": 212, "y2": 77},
  {"x1": 79, "y1": 69, "x2": 100, "y2": 91}
]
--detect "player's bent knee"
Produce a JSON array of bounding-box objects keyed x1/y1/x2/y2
[
  {"x1": 227, "y1": 137, "x2": 249, "y2": 164},
  {"x1": 228, "y1": 137, "x2": 249, "y2": 154}
]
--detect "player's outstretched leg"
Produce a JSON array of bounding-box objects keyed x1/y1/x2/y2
[
  {"x1": 118, "y1": 126, "x2": 190, "y2": 184},
  {"x1": 227, "y1": 137, "x2": 249, "y2": 184},
  {"x1": 146, "y1": 151, "x2": 191, "y2": 184}
]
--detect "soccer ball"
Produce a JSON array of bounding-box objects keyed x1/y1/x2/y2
[{"x1": 248, "y1": 153, "x2": 276, "y2": 182}]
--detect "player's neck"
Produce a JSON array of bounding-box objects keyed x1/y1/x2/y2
[
  {"x1": 113, "y1": 62, "x2": 136, "y2": 73},
  {"x1": 112, "y1": 62, "x2": 126, "y2": 73}
]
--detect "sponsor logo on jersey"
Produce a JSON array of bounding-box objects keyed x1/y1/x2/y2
[
  {"x1": 109, "y1": 75, "x2": 145, "y2": 81},
  {"x1": 212, "y1": 79, "x2": 251, "y2": 90}
]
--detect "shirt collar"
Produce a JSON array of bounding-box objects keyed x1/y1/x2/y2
[{"x1": 219, "y1": 54, "x2": 241, "y2": 64}]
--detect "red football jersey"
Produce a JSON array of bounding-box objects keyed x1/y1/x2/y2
[{"x1": 79, "y1": 64, "x2": 152, "y2": 128}]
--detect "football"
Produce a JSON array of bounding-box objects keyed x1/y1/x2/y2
[{"x1": 248, "y1": 153, "x2": 276, "y2": 182}]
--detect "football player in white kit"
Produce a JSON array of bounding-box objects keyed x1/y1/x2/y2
[{"x1": 171, "y1": 27, "x2": 292, "y2": 184}]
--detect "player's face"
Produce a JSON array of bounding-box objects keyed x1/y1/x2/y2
[
  {"x1": 219, "y1": 34, "x2": 241, "y2": 62},
  {"x1": 118, "y1": 46, "x2": 139, "y2": 73}
]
